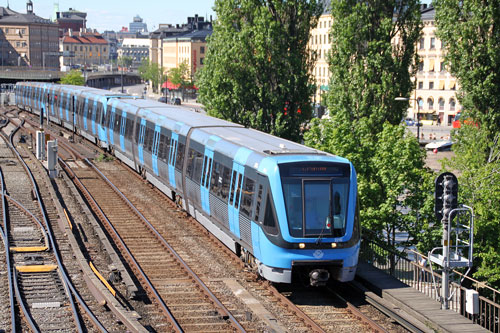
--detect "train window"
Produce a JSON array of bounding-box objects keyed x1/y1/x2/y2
[
  {"x1": 175, "y1": 142, "x2": 185, "y2": 171},
  {"x1": 135, "y1": 120, "x2": 141, "y2": 142},
  {"x1": 144, "y1": 125, "x2": 154, "y2": 152},
  {"x1": 255, "y1": 184, "x2": 263, "y2": 221},
  {"x1": 158, "y1": 133, "x2": 170, "y2": 161},
  {"x1": 263, "y1": 194, "x2": 278, "y2": 235},
  {"x1": 282, "y1": 178, "x2": 304, "y2": 238},
  {"x1": 240, "y1": 177, "x2": 255, "y2": 217},
  {"x1": 205, "y1": 158, "x2": 212, "y2": 189},
  {"x1": 114, "y1": 111, "x2": 121, "y2": 130},
  {"x1": 186, "y1": 148, "x2": 196, "y2": 178},
  {"x1": 125, "y1": 117, "x2": 135, "y2": 139},
  {"x1": 191, "y1": 149, "x2": 204, "y2": 182},
  {"x1": 220, "y1": 165, "x2": 231, "y2": 201},
  {"x1": 234, "y1": 173, "x2": 243, "y2": 209},
  {"x1": 96, "y1": 102, "x2": 104, "y2": 125},
  {"x1": 210, "y1": 161, "x2": 221, "y2": 195},
  {"x1": 201, "y1": 156, "x2": 208, "y2": 185},
  {"x1": 229, "y1": 170, "x2": 237, "y2": 204}
]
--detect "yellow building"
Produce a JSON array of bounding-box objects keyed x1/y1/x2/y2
[
  {"x1": 61, "y1": 29, "x2": 109, "y2": 68},
  {"x1": 309, "y1": 9, "x2": 332, "y2": 104},
  {"x1": 309, "y1": 4, "x2": 461, "y2": 125},
  {"x1": 413, "y1": 6, "x2": 460, "y2": 125},
  {"x1": 0, "y1": 3, "x2": 59, "y2": 69}
]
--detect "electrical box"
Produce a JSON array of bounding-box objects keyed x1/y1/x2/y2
[
  {"x1": 47, "y1": 140, "x2": 58, "y2": 178},
  {"x1": 465, "y1": 289, "x2": 479, "y2": 315},
  {"x1": 36, "y1": 131, "x2": 45, "y2": 160}
]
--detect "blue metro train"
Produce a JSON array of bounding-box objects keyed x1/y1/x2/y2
[{"x1": 15, "y1": 82, "x2": 360, "y2": 286}]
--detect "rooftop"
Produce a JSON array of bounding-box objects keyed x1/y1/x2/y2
[{"x1": 0, "y1": 6, "x2": 54, "y2": 25}]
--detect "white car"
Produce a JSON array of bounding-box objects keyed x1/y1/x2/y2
[{"x1": 425, "y1": 140, "x2": 453, "y2": 151}]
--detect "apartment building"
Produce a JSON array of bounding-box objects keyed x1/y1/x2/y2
[
  {"x1": 0, "y1": 2, "x2": 59, "y2": 68},
  {"x1": 309, "y1": 3, "x2": 461, "y2": 125}
]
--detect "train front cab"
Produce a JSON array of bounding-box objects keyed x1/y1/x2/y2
[{"x1": 254, "y1": 157, "x2": 360, "y2": 286}]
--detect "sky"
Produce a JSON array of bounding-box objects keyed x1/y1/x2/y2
[{"x1": 6, "y1": 0, "x2": 216, "y2": 32}]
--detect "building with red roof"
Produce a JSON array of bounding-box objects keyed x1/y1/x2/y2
[{"x1": 61, "y1": 28, "x2": 109, "y2": 67}]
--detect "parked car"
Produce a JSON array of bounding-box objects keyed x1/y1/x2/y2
[
  {"x1": 425, "y1": 140, "x2": 453, "y2": 151},
  {"x1": 404, "y1": 118, "x2": 414, "y2": 126},
  {"x1": 158, "y1": 96, "x2": 167, "y2": 103}
]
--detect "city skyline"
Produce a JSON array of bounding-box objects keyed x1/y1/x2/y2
[{"x1": 6, "y1": 0, "x2": 216, "y2": 32}]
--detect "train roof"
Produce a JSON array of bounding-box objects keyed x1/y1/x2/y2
[{"x1": 119, "y1": 98, "x2": 326, "y2": 158}]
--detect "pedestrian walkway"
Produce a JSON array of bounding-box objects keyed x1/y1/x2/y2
[{"x1": 356, "y1": 262, "x2": 489, "y2": 333}]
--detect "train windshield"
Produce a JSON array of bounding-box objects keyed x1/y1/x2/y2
[{"x1": 280, "y1": 162, "x2": 350, "y2": 238}]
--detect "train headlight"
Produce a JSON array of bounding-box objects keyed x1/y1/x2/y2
[
  {"x1": 331, "y1": 243, "x2": 337, "y2": 248},
  {"x1": 299, "y1": 243, "x2": 306, "y2": 249}
]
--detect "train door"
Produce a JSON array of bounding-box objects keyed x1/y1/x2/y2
[
  {"x1": 119, "y1": 110, "x2": 127, "y2": 152},
  {"x1": 228, "y1": 162, "x2": 245, "y2": 238},
  {"x1": 83, "y1": 97, "x2": 89, "y2": 131},
  {"x1": 97, "y1": 97, "x2": 108, "y2": 144},
  {"x1": 151, "y1": 125, "x2": 161, "y2": 176},
  {"x1": 200, "y1": 147, "x2": 215, "y2": 214},
  {"x1": 168, "y1": 133, "x2": 179, "y2": 188},
  {"x1": 65, "y1": 92, "x2": 71, "y2": 122},
  {"x1": 137, "y1": 118, "x2": 146, "y2": 166},
  {"x1": 71, "y1": 95, "x2": 77, "y2": 132},
  {"x1": 59, "y1": 91, "x2": 65, "y2": 121},
  {"x1": 91, "y1": 99, "x2": 98, "y2": 135},
  {"x1": 108, "y1": 100, "x2": 119, "y2": 146}
]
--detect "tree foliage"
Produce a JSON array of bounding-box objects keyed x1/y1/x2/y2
[
  {"x1": 304, "y1": 0, "x2": 434, "y2": 249},
  {"x1": 138, "y1": 59, "x2": 167, "y2": 93},
  {"x1": 118, "y1": 56, "x2": 133, "y2": 68},
  {"x1": 59, "y1": 70, "x2": 85, "y2": 86},
  {"x1": 442, "y1": 126, "x2": 500, "y2": 288},
  {"x1": 435, "y1": 0, "x2": 500, "y2": 288},
  {"x1": 197, "y1": 0, "x2": 322, "y2": 142},
  {"x1": 435, "y1": 0, "x2": 500, "y2": 138}
]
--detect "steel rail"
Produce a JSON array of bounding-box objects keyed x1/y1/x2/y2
[
  {"x1": 0, "y1": 165, "x2": 16, "y2": 333},
  {"x1": 85, "y1": 158, "x2": 247, "y2": 332},
  {"x1": 3, "y1": 194, "x2": 50, "y2": 250},
  {"x1": 326, "y1": 286, "x2": 388, "y2": 333},
  {"x1": 5, "y1": 119, "x2": 107, "y2": 333},
  {"x1": 59, "y1": 158, "x2": 183, "y2": 333}
]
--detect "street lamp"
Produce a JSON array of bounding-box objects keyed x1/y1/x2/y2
[{"x1": 396, "y1": 96, "x2": 421, "y2": 143}]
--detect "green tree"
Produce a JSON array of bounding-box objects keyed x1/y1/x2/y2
[
  {"x1": 168, "y1": 62, "x2": 191, "y2": 99},
  {"x1": 118, "y1": 56, "x2": 133, "y2": 69},
  {"x1": 138, "y1": 59, "x2": 166, "y2": 93},
  {"x1": 434, "y1": 0, "x2": 500, "y2": 137},
  {"x1": 435, "y1": 1, "x2": 500, "y2": 288},
  {"x1": 197, "y1": 0, "x2": 322, "y2": 142},
  {"x1": 442, "y1": 126, "x2": 500, "y2": 288},
  {"x1": 59, "y1": 70, "x2": 85, "y2": 86},
  {"x1": 304, "y1": 0, "x2": 433, "y2": 251}
]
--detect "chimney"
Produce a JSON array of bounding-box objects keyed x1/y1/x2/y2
[
  {"x1": 68, "y1": 28, "x2": 72, "y2": 36},
  {"x1": 26, "y1": 0, "x2": 33, "y2": 14}
]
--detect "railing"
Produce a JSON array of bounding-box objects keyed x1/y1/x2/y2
[{"x1": 360, "y1": 233, "x2": 500, "y2": 332}]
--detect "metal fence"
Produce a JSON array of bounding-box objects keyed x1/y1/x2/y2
[{"x1": 360, "y1": 233, "x2": 500, "y2": 332}]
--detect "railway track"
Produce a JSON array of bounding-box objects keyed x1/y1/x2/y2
[
  {"x1": 14, "y1": 108, "x2": 415, "y2": 332},
  {"x1": 0, "y1": 115, "x2": 83, "y2": 332}
]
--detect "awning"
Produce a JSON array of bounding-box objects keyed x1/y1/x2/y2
[
  {"x1": 449, "y1": 80, "x2": 456, "y2": 90},
  {"x1": 439, "y1": 80, "x2": 445, "y2": 90},
  {"x1": 418, "y1": 110, "x2": 436, "y2": 114},
  {"x1": 161, "y1": 81, "x2": 180, "y2": 89}
]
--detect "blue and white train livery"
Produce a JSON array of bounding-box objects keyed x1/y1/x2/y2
[{"x1": 15, "y1": 82, "x2": 360, "y2": 286}]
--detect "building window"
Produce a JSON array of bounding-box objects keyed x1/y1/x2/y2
[
  {"x1": 417, "y1": 98, "x2": 424, "y2": 110},
  {"x1": 430, "y1": 37, "x2": 436, "y2": 49},
  {"x1": 440, "y1": 61, "x2": 445, "y2": 72},
  {"x1": 418, "y1": 61, "x2": 424, "y2": 71},
  {"x1": 439, "y1": 98, "x2": 445, "y2": 110},
  {"x1": 66, "y1": 46, "x2": 69, "y2": 51},
  {"x1": 450, "y1": 98, "x2": 456, "y2": 111},
  {"x1": 429, "y1": 81, "x2": 434, "y2": 90},
  {"x1": 419, "y1": 38, "x2": 425, "y2": 49},
  {"x1": 418, "y1": 81, "x2": 423, "y2": 89},
  {"x1": 427, "y1": 98, "x2": 434, "y2": 110},
  {"x1": 80, "y1": 46, "x2": 83, "y2": 51},
  {"x1": 200, "y1": 46, "x2": 205, "y2": 54},
  {"x1": 200, "y1": 57, "x2": 204, "y2": 65}
]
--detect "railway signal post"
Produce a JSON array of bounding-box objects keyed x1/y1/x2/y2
[{"x1": 430, "y1": 172, "x2": 474, "y2": 310}]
